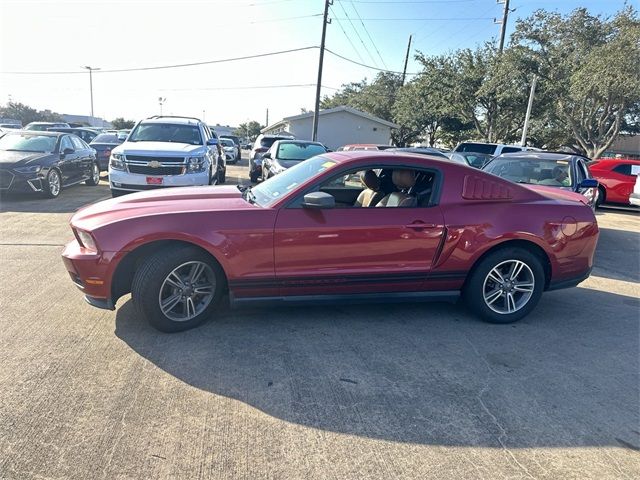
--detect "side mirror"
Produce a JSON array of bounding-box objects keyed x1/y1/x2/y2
[
  {"x1": 61, "y1": 147, "x2": 74, "y2": 156},
  {"x1": 262, "y1": 152, "x2": 271, "y2": 159},
  {"x1": 302, "y1": 191, "x2": 335, "y2": 209},
  {"x1": 206, "y1": 138, "x2": 218, "y2": 146},
  {"x1": 579, "y1": 178, "x2": 598, "y2": 189}
]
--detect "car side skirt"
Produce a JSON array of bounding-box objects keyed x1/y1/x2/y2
[{"x1": 229, "y1": 290, "x2": 460, "y2": 308}]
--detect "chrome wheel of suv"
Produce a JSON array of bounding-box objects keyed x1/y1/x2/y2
[{"x1": 158, "y1": 261, "x2": 216, "y2": 322}]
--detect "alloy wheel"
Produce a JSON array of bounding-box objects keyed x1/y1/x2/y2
[
  {"x1": 92, "y1": 163, "x2": 100, "y2": 184},
  {"x1": 482, "y1": 259, "x2": 535, "y2": 314},
  {"x1": 158, "y1": 261, "x2": 216, "y2": 322},
  {"x1": 48, "y1": 170, "x2": 61, "y2": 196}
]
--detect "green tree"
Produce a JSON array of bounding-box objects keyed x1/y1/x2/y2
[
  {"x1": 111, "y1": 118, "x2": 136, "y2": 129},
  {"x1": 512, "y1": 6, "x2": 640, "y2": 158},
  {"x1": 0, "y1": 101, "x2": 64, "y2": 126},
  {"x1": 234, "y1": 121, "x2": 263, "y2": 141}
]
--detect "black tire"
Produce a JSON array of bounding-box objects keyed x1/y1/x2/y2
[
  {"x1": 596, "y1": 186, "x2": 606, "y2": 208},
  {"x1": 463, "y1": 247, "x2": 544, "y2": 324},
  {"x1": 249, "y1": 170, "x2": 259, "y2": 183},
  {"x1": 85, "y1": 162, "x2": 100, "y2": 186},
  {"x1": 44, "y1": 168, "x2": 62, "y2": 198},
  {"x1": 131, "y1": 245, "x2": 225, "y2": 333},
  {"x1": 111, "y1": 188, "x2": 126, "y2": 198},
  {"x1": 218, "y1": 168, "x2": 226, "y2": 184},
  {"x1": 208, "y1": 166, "x2": 215, "y2": 185}
]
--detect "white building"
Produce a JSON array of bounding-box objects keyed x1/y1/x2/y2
[{"x1": 261, "y1": 106, "x2": 398, "y2": 151}]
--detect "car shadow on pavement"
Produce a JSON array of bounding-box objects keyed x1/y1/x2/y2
[
  {"x1": 114, "y1": 287, "x2": 639, "y2": 449},
  {"x1": 593, "y1": 227, "x2": 640, "y2": 283},
  {"x1": 0, "y1": 183, "x2": 111, "y2": 214}
]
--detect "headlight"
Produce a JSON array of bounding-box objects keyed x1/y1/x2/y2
[
  {"x1": 74, "y1": 229, "x2": 98, "y2": 252},
  {"x1": 187, "y1": 156, "x2": 206, "y2": 173},
  {"x1": 272, "y1": 161, "x2": 285, "y2": 173},
  {"x1": 14, "y1": 165, "x2": 42, "y2": 174},
  {"x1": 110, "y1": 153, "x2": 125, "y2": 171}
]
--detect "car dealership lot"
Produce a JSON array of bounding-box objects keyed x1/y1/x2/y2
[{"x1": 0, "y1": 160, "x2": 638, "y2": 479}]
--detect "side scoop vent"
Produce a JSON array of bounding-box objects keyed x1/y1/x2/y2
[{"x1": 462, "y1": 175, "x2": 513, "y2": 200}]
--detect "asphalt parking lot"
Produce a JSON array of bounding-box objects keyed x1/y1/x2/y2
[{"x1": 0, "y1": 155, "x2": 638, "y2": 479}]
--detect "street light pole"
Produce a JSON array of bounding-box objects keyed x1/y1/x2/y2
[
  {"x1": 520, "y1": 75, "x2": 538, "y2": 147},
  {"x1": 158, "y1": 97, "x2": 167, "y2": 115},
  {"x1": 82, "y1": 66, "x2": 100, "y2": 125}
]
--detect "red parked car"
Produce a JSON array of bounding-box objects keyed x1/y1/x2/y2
[
  {"x1": 588, "y1": 158, "x2": 640, "y2": 206},
  {"x1": 62, "y1": 151, "x2": 599, "y2": 332}
]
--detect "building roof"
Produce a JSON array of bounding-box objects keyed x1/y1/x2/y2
[{"x1": 261, "y1": 105, "x2": 399, "y2": 133}]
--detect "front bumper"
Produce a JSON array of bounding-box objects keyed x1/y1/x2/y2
[
  {"x1": 62, "y1": 239, "x2": 116, "y2": 307},
  {"x1": 0, "y1": 168, "x2": 48, "y2": 194},
  {"x1": 630, "y1": 192, "x2": 640, "y2": 207},
  {"x1": 109, "y1": 168, "x2": 210, "y2": 192}
]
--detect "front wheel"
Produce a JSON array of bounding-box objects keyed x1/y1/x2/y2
[
  {"x1": 85, "y1": 162, "x2": 100, "y2": 186},
  {"x1": 131, "y1": 246, "x2": 224, "y2": 332},
  {"x1": 218, "y1": 167, "x2": 226, "y2": 184},
  {"x1": 463, "y1": 247, "x2": 544, "y2": 324},
  {"x1": 44, "y1": 168, "x2": 61, "y2": 198}
]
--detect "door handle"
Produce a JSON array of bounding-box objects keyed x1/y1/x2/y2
[{"x1": 404, "y1": 221, "x2": 436, "y2": 230}]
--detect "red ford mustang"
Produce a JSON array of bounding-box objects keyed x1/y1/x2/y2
[{"x1": 62, "y1": 151, "x2": 599, "y2": 332}]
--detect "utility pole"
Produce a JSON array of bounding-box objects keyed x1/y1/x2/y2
[
  {"x1": 495, "y1": 0, "x2": 511, "y2": 53},
  {"x1": 266, "y1": 108, "x2": 269, "y2": 127},
  {"x1": 82, "y1": 66, "x2": 100, "y2": 125},
  {"x1": 520, "y1": 75, "x2": 537, "y2": 147},
  {"x1": 312, "y1": 0, "x2": 332, "y2": 141},
  {"x1": 401, "y1": 35, "x2": 412, "y2": 86}
]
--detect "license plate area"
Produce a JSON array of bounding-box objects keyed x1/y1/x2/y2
[{"x1": 146, "y1": 177, "x2": 163, "y2": 185}]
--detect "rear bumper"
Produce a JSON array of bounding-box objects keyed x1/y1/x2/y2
[
  {"x1": 630, "y1": 193, "x2": 640, "y2": 207},
  {"x1": 547, "y1": 267, "x2": 592, "y2": 291}
]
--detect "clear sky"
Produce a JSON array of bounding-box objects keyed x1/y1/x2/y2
[{"x1": 0, "y1": 0, "x2": 628, "y2": 127}]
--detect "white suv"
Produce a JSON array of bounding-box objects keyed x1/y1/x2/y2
[
  {"x1": 454, "y1": 141, "x2": 540, "y2": 156},
  {"x1": 108, "y1": 116, "x2": 225, "y2": 197}
]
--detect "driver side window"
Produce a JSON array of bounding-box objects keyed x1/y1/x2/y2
[{"x1": 60, "y1": 136, "x2": 73, "y2": 152}]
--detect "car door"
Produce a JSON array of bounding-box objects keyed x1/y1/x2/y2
[
  {"x1": 609, "y1": 163, "x2": 636, "y2": 203},
  {"x1": 70, "y1": 135, "x2": 92, "y2": 180},
  {"x1": 273, "y1": 165, "x2": 446, "y2": 296},
  {"x1": 58, "y1": 135, "x2": 78, "y2": 184}
]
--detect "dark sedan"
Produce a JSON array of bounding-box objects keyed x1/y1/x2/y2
[
  {"x1": 0, "y1": 131, "x2": 100, "y2": 198},
  {"x1": 483, "y1": 152, "x2": 599, "y2": 208},
  {"x1": 89, "y1": 133, "x2": 125, "y2": 171}
]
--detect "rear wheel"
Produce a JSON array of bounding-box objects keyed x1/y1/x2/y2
[
  {"x1": 131, "y1": 246, "x2": 224, "y2": 332},
  {"x1": 85, "y1": 162, "x2": 100, "y2": 186},
  {"x1": 249, "y1": 168, "x2": 260, "y2": 183},
  {"x1": 464, "y1": 247, "x2": 544, "y2": 324},
  {"x1": 44, "y1": 169, "x2": 61, "y2": 198}
]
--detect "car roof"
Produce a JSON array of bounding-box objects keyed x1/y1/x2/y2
[
  {"x1": 141, "y1": 116, "x2": 202, "y2": 125},
  {"x1": 5, "y1": 130, "x2": 63, "y2": 137},
  {"x1": 321, "y1": 149, "x2": 456, "y2": 165},
  {"x1": 274, "y1": 139, "x2": 323, "y2": 145},
  {"x1": 496, "y1": 152, "x2": 581, "y2": 161}
]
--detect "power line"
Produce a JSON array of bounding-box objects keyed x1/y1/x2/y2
[
  {"x1": 332, "y1": 16, "x2": 494, "y2": 20},
  {"x1": 249, "y1": 13, "x2": 322, "y2": 23},
  {"x1": 345, "y1": 0, "x2": 388, "y2": 69},
  {"x1": 335, "y1": 0, "x2": 380, "y2": 67},
  {"x1": 349, "y1": 0, "x2": 474, "y2": 3},
  {"x1": 325, "y1": 47, "x2": 419, "y2": 75},
  {"x1": 330, "y1": 6, "x2": 367, "y2": 63},
  {"x1": 0, "y1": 46, "x2": 319, "y2": 75}
]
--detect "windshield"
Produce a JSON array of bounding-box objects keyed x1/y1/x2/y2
[
  {"x1": 128, "y1": 123, "x2": 203, "y2": 145},
  {"x1": 484, "y1": 157, "x2": 573, "y2": 187},
  {"x1": 251, "y1": 155, "x2": 337, "y2": 207},
  {"x1": 91, "y1": 134, "x2": 121, "y2": 144},
  {"x1": 456, "y1": 142, "x2": 497, "y2": 154},
  {"x1": 0, "y1": 133, "x2": 57, "y2": 153},
  {"x1": 276, "y1": 142, "x2": 326, "y2": 161},
  {"x1": 220, "y1": 139, "x2": 234, "y2": 147}
]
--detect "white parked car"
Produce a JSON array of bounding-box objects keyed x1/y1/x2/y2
[
  {"x1": 108, "y1": 116, "x2": 225, "y2": 197},
  {"x1": 220, "y1": 138, "x2": 238, "y2": 164},
  {"x1": 630, "y1": 169, "x2": 640, "y2": 207},
  {"x1": 454, "y1": 141, "x2": 540, "y2": 156}
]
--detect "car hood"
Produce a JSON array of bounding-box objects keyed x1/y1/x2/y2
[
  {"x1": 114, "y1": 141, "x2": 206, "y2": 155},
  {"x1": 0, "y1": 150, "x2": 51, "y2": 167},
  {"x1": 523, "y1": 184, "x2": 589, "y2": 205},
  {"x1": 71, "y1": 185, "x2": 256, "y2": 231}
]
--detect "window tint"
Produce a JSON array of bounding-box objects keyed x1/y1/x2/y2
[
  {"x1": 276, "y1": 143, "x2": 326, "y2": 161},
  {"x1": 60, "y1": 136, "x2": 74, "y2": 152},
  {"x1": 91, "y1": 134, "x2": 119, "y2": 144},
  {"x1": 129, "y1": 123, "x2": 203, "y2": 145},
  {"x1": 501, "y1": 147, "x2": 523, "y2": 153},
  {"x1": 613, "y1": 164, "x2": 633, "y2": 176},
  {"x1": 260, "y1": 137, "x2": 278, "y2": 149},
  {"x1": 0, "y1": 133, "x2": 57, "y2": 153},
  {"x1": 484, "y1": 158, "x2": 574, "y2": 187},
  {"x1": 577, "y1": 160, "x2": 589, "y2": 182},
  {"x1": 70, "y1": 136, "x2": 85, "y2": 150},
  {"x1": 456, "y1": 142, "x2": 497, "y2": 154}
]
